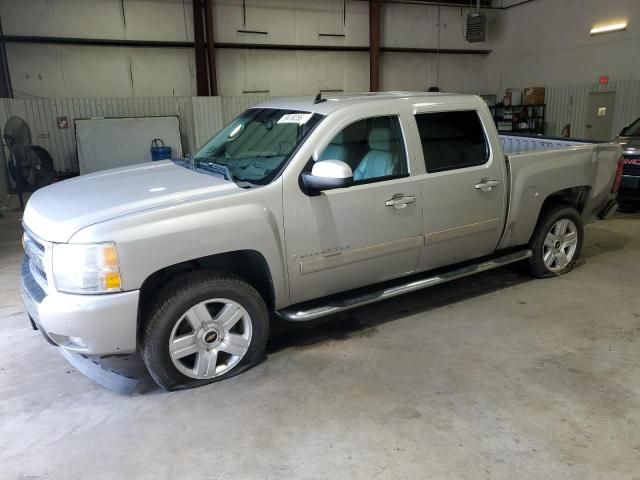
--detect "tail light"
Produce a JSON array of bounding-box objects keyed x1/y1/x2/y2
[{"x1": 611, "y1": 155, "x2": 624, "y2": 193}]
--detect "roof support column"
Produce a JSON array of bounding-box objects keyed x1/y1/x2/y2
[
  {"x1": 369, "y1": 0, "x2": 380, "y2": 92},
  {"x1": 193, "y1": 0, "x2": 209, "y2": 96},
  {"x1": 204, "y1": 0, "x2": 218, "y2": 96}
]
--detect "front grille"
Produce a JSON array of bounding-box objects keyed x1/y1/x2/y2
[
  {"x1": 22, "y1": 228, "x2": 49, "y2": 294},
  {"x1": 623, "y1": 155, "x2": 640, "y2": 176},
  {"x1": 21, "y1": 256, "x2": 46, "y2": 304}
]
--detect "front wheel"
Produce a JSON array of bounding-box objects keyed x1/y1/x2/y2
[
  {"x1": 141, "y1": 272, "x2": 269, "y2": 391},
  {"x1": 528, "y1": 205, "x2": 583, "y2": 278}
]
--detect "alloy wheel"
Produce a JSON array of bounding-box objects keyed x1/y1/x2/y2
[
  {"x1": 168, "y1": 298, "x2": 253, "y2": 379},
  {"x1": 542, "y1": 218, "x2": 579, "y2": 272}
]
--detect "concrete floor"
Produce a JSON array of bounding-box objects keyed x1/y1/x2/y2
[{"x1": 1, "y1": 203, "x2": 640, "y2": 480}]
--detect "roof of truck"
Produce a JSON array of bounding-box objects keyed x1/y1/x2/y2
[{"x1": 253, "y1": 92, "x2": 482, "y2": 115}]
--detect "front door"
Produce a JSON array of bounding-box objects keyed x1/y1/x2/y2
[
  {"x1": 282, "y1": 113, "x2": 423, "y2": 304},
  {"x1": 412, "y1": 108, "x2": 507, "y2": 271},
  {"x1": 586, "y1": 92, "x2": 616, "y2": 141}
]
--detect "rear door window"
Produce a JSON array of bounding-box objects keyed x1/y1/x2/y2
[{"x1": 415, "y1": 111, "x2": 489, "y2": 173}]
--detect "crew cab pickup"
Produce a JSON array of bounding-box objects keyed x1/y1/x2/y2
[{"x1": 20, "y1": 92, "x2": 622, "y2": 390}]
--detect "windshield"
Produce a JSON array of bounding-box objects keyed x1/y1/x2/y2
[
  {"x1": 194, "y1": 108, "x2": 324, "y2": 185},
  {"x1": 626, "y1": 117, "x2": 640, "y2": 137}
]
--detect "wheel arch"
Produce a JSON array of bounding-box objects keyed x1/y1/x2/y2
[
  {"x1": 529, "y1": 186, "x2": 590, "y2": 243},
  {"x1": 138, "y1": 249, "x2": 276, "y2": 331},
  {"x1": 498, "y1": 185, "x2": 590, "y2": 249}
]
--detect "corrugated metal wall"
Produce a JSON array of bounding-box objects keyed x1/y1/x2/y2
[
  {"x1": 546, "y1": 80, "x2": 640, "y2": 138},
  {"x1": 0, "y1": 95, "x2": 275, "y2": 181},
  {"x1": 221, "y1": 95, "x2": 274, "y2": 124},
  {"x1": 191, "y1": 97, "x2": 224, "y2": 151}
]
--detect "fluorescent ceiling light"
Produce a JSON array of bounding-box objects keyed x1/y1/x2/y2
[{"x1": 590, "y1": 22, "x2": 627, "y2": 35}]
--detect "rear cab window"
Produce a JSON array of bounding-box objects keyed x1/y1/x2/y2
[{"x1": 414, "y1": 110, "x2": 489, "y2": 173}]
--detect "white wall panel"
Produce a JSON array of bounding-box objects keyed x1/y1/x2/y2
[
  {"x1": 213, "y1": 0, "x2": 368, "y2": 47},
  {"x1": 130, "y1": 48, "x2": 196, "y2": 97},
  {"x1": 381, "y1": 3, "x2": 492, "y2": 50},
  {"x1": 243, "y1": 0, "x2": 296, "y2": 44},
  {"x1": 6, "y1": 44, "x2": 67, "y2": 98},
  {"x1": 488, "y1": 0, "x2": 640, "y2": 93},
  {"x1": 7, "y1": 44, "x2": 197, "y2": 98},
  {"x1": 544, "y1": 80, "x2": 640, "y2": 139},
  {"x1": 216, "y1": 49, "x2": 368, "y2": 96},
  {"x1": 0, "y1": 0, "x2": 54, "y2": 36},
  {"x1": 123, "y1": 0, "x2": 194, "y2": 41},
  {"x1": 438, "y1": 54, "x2": 488, "y2": 94},
  {"x1": 49, "y1": 0, "x2": 125, "y2": 38},
  {"x1": 381, "y1": 53, "x2": 488, "y2": 94},
  {"x1": 0, "y1": 0, "x2": 193, "y2": 41},
  {"x1": 60, "y1": 47, "x2": 133, "y2": 97}
]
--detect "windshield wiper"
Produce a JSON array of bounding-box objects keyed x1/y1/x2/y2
[{"x1": 196, "y1": 161, "x2": 233, "y2": 181}]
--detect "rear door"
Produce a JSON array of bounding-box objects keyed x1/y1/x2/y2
[{"x1": 411, "y1": 106, "x2": 508, "y2": 271}]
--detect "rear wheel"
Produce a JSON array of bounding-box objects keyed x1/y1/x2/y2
[
  {"x1": 141, "y1": 272, "x2": 268, "y2": 391},
  {"x1": 528, "y1": 206, "x2": 583, "y2": 278}
]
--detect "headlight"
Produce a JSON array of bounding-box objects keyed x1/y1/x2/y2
[{"x1": 52, "y1": 242, "x2": 122, "y2": 294}]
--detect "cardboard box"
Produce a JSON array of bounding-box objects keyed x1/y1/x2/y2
[
  {"x1": 503, "y1": 88, "x2": 521, "y2": 106},
  {"x1": 523, "y1": 87, "x2": 545, "y2": 105}
]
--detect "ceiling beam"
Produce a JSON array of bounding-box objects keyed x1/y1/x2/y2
[{"x1": 2, "y1": 37, "x2": 491, "y2": 55}]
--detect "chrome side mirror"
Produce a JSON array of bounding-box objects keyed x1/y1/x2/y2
[{"x1": 301, "y1": 160, "x2": 354, "y2": 193}]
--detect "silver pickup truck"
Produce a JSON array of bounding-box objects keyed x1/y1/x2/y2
[{"x1": 20, "y1": 92, "x2": 622, "y2": 390}]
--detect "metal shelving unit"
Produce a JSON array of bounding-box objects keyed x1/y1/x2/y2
[{"x1": 490, "y1": 104, "x2": 546, "y2": 134}]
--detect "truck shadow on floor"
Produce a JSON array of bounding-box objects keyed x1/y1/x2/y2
[
  {"x1": 267, "y1": 263, "x2": 533, "y2": 354},
  {"x1": 580, "y1": 225, "x2": 632, "y2": 260}
]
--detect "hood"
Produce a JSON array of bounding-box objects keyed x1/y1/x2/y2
[{"x1": 23, "y1": 161, "x2": 241, "y2": 242}]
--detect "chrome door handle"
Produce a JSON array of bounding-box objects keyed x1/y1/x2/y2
[
  {"x1": 474, "y1": 180, "x2": 500, "y2": 192},
  {"x1": 385, "y1": 194, "x2": 416, "y2": 209}
]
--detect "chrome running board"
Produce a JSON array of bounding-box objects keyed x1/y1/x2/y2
[{"x1": 277, "y1": 249, "x2": 532, "y2": 322}]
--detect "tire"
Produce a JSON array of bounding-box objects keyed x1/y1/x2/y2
[
  {"x1": 141, "y1": 271, "x2": 269, "y2": 391},
  {"x1": 528, "y1": 205, "x2": 583, "y2": 278}
]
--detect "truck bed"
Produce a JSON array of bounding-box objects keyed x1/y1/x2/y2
[
  {"x1": 499, "y1": 133, "x2": 595, "y2": 154},
  {"x1": 497, "y1": 134, "x2": 621, "y2": 250}
]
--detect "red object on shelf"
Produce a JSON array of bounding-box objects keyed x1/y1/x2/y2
[{"x1": 599, "y1": 75, "x2": 609, "y2": 85}]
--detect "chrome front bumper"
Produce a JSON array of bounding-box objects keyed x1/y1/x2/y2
[{"x1": 21, "y1": 256, "x2": 139, "y2": 355}]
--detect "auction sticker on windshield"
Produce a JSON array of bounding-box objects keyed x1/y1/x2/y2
[{"x1": 278, "y1": 113, "x2": 313, "y2": 125}]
